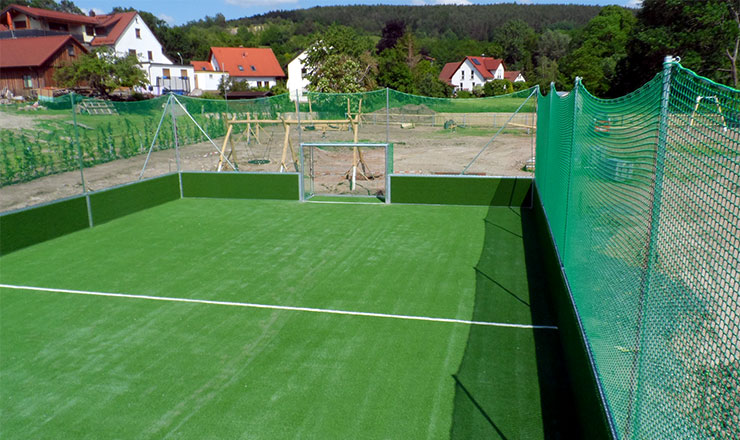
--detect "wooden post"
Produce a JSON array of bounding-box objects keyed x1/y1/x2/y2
[
  {"x1": 217, "y1": 115, "x2": 236, "y2": 171},
  {"x1": 280, "y1": 119, "x2": 291, "y2": 172}
]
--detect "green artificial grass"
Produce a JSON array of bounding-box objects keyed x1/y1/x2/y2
[{"x1": 0, "y1": 199, "x2": 574, "y2": 438}]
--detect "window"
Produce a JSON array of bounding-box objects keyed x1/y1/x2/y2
[
  {"x1": 48, "y1": 22, "x2": 68, "y2": 31},
  {"x1": 180, "y1": 69, "x2": 188, "y2": 78},
  {"x1": 250, "y1": 65, "x2": 256, "y2": 71},
  {"x1": 23, "y1": 75, "x2": 33, "y2": 89},
  {"x1": 162, "y1": 68, "x2": 170, "y2": 78},
  {"x1": 13, "y1": 20, "x2": 26, "y2": 29},
  {"x1": 135, "y1": 28, "x2": 141, "y2": 39},
  {"x1": 238, "y1": 65, "x2": 244, "y2": 71},
  {"x1": 472, "y1": 59, "x2": 481, "y2": 65},
  {"x1": 85, "y1": 25, "x2": 94, "y2": 36},
  {"x1": 301, "y1": 67, "x2": 307, "y2": 75},
  {"x1": 256, "y1": 81, "x2": 262, "y2": 88},
  {"x1": 147, "y1": 51, "x2": 153, "y2": 61},
  {"x1": 461, "y1": 71, "x2": 465, "y2": 80},
  {"x1": 128, "y1": 49, "x2": 136, "y2": 57}
]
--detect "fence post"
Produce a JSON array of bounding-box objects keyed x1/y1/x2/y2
[
  {"x1": 71, "y1": 93, "x2": 93, "y2": 227},
  {"x1": 169, "y1": 93, "x2": 183, "y2": 198},
  {"x1": 386, "y1": 88, "x2": 390, "y2": 144},
  {"x1": 626, "y1": 55, "x2": 675, "y2": 439},
  {"x1": 561, "y1": 77, "x2": 580, "y2": 263}
]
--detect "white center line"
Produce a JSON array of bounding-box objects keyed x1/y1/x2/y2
[{"x1": 0, "y1": 283, "x2": 558, "y2": 330}]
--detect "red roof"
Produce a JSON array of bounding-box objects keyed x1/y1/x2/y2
[
  {"x1": 0, "y1": 35, "x2": 87, "y2": 68},
  {"x1": 504, "y1": 71, "x2": 524, "y2": 82},
  {"x1": 210, "y1": 47, "x2": 285, "y2": 78},
  {"x1": 191, "y1": 61, "x2": 213, "y2": 72},
  {"x1": 90, "y1": 11, "x2": 137, "y2": 46},
  {"x1": 466, "y1": 56, "x2": 504, "y2": 79},
  {"x1": 439, "y1": 61, "x2": 461, "y2": 85},
  {"x1": 0, "y1": 5, "x2": 138, "y2": 47},
  {"x1": 2, "y1": 4, "x2": 98, "y2": 24}
]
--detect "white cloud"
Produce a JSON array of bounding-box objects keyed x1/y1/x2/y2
[
  {"x1": 518, "y1": 0, "x2": 533, "y2": 4},
  {"x1": 158, "y1": 13, "x2": 175, "y2": 25},
  {"x1": 434, "y1": 0, "x2": 472, "y2": 5},
  {"x1": 225, "y1": 0, "x2": 298, "y2": 6},
  {"x1": 411, "y1": 0, "x2": 428, "y2": 5},
  {"x1": 625, "y1": 0, "x2": 643, "y2": 8}
]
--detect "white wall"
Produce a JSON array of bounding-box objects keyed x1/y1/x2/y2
[
  {"x1": 194, "y1": 71, "x2": 228, "y2": 92},
  {"x1": 145, "y1": 63, "x2": 194, "y2": 95},
  {"x1": 232, "y1": 76, "x2": 277, "y2": 88},
  {"x1": 450, "y1": 59, "x2": 486, "y2": 92},
  {"x1": 113, "y1": 14, "x2": 171, "y2": 64},
  {"x1": 493, "y1": 64, "x2": 504, "y2": 80},
  {"x1": 287, "y1": 51, "x2": 309, "y2": 100}
]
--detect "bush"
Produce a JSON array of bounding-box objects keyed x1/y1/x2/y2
[
  {"x1": 513, "y1": 81, "x2": 530, "y2": 92},
  {"x1": 455, "y1": 90, "x2": 474, "y2": 99},
  {"x1": 484, "y1": 79, "x2": 514, "y2": 96}
]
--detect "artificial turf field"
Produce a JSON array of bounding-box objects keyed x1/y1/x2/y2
[{"x1": 0, "y1": 198, "x2": 575, "y2": 439}]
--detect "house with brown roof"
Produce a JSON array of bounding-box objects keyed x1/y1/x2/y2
[
  {"x1": 439, "y1": 56, "x2": 525, "y2": 92},
  {"x1": 0, "y1": 35, "x2": 87, "y2": 96},
  {"x1": 206, "y1": 47, "x2": 285, "y2": 89},
  {"x1": 0, "y1": 4, "x2": 194, "y2": 95}
]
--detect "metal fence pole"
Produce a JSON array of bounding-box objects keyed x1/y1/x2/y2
[
  {"x1": 626, "y1": 55, "x2": 675, "y2": 439},
  {"x1": 561, "y1": 76, "x2": 580, "y2": 263},
  {"x1": 386, "y1": 87, "x2": 390, "y2": 144},
  {"x1": 71, "y1": 93, "x2": 93, "y2": 227}
]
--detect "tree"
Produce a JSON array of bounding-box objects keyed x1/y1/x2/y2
[
  {"x1": 304, "y1": 25, "x2": 376, "y2": 92},
  {"x1": 493, "y1": 19, "x2": 536, "y2": 73},
  {"x1": 562, "y1": 5, "x2": 636, "y2": 96},
  {"x1": 54, "y1": 48, "x2": 148, "y2": 96},
  {"x1": 615, "y1": 0, "x2": 739, "y2": 93},
  {"x1": 412, "y1": 60, "x2": 452, "y2": 97},
  {"x1": 376, "y1": 47, "x2": 414, "y2": 93},
  {"x1": 377, "y1": 20, "x2": 406, "y2": 53}
]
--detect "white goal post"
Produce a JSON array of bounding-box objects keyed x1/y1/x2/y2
[{"x1": 299, "y1": 142, "x2": 392, "y2": 203}]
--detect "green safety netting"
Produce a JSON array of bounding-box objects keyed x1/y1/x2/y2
[
  {"x1": 536, "y1": 60, "x2": 739, "y2": 439},
  {"x1": 1, "y1": 88, "x2": 537, "y2": 188}
]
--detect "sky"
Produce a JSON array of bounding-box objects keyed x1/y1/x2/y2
[{"x1": 72, "y1": 0, "x2": 642, "y2": 26}]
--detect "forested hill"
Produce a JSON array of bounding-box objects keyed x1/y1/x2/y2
[{"x1": 233, "y1": 4, "x2": 602, "y2": 40}]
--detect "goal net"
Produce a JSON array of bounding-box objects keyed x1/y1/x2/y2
[{"x1": 300, "y1": 143, "x2": 392, "y2": 202}]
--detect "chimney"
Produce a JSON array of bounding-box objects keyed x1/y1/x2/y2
[{"x1": 89, "y1": 10, "x2": 96, "y2": 17}]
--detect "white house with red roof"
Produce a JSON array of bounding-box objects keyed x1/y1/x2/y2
[
  {"x1": 0, "y1": 4, "x2": 194, "y2": 95},
  {"x1": 190, "y1": 60, "x2": 228, "y2": 93},
  {"x1": 206, "y1": 47, "x2": 285, "y2": 89},
  {"x1": 439, "y1": 56, "x2": 525, "y2": 92}
]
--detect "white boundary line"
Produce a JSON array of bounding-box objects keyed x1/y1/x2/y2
[
  {"x1": 305, "y1": 200, "x2": 384, "y2": 205},
  {"x1": 0, "y1": 284, "x2": 558, "y2": 330}
]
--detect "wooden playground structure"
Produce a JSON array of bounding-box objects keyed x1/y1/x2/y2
[{"x1": 217, "y1": 98, "x2": 376, "y2": 188}]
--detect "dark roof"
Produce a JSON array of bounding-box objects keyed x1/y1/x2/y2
[
  {"x1": 2, "y1": 4, "x2": 98, "y2": 24},
  {"x1": 0, "y1": 34, "x2": 87, "y2": 68}
]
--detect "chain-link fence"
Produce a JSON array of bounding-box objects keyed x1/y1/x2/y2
[{"x1": 536, "y1": 58, "x2": 739, "y2": 439}]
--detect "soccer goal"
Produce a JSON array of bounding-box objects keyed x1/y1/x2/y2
[{"x1": 300, "y1": 143, "x2": 392, "y2": 203}]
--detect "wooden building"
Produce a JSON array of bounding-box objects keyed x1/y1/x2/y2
[{"x1": 0, "y1": 35, "x2": 88, "y2": 97}]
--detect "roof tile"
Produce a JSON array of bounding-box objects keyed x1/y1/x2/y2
[{"x1": 210, "y1": 47, "x2": 285, "y2": 78}]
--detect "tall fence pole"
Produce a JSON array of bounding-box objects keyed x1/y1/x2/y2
[
  {"x1": 561, "y1": 77, "x2": 580, "y2": 263},
  {"x1": 71, "y1": 93, "x2": 93, "y2": 227},
  {"x1": 169, "y1": 93, "x2": 184, "y2": 198},
  {"x1": 386, "y1": 88, "x2": 390, "y2": 144},
  {"x1": 625, "y1": 55, "x2": 675, "y2": 439}
]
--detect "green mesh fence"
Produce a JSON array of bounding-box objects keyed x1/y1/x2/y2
[
  {"x1": 1, "y1": 88, "x2": 536, "y2": 212},
  {"x1": 535, "y1": 59, "x2": 740, "y2": 439}
]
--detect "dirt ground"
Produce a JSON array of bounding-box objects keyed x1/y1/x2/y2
[{"x1": 0, "y1": 122, "x2": 535, "y2": 212}]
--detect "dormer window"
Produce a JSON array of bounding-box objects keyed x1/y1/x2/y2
[{"x1": 238, "y1": 65, "x2": 244, "y2": 71}]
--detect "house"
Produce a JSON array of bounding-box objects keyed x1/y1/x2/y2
[
  {"x1": 190, "y1": 60, "x2": 228, "y2": 93},
  {"x1": 439, "y1": 56, "x2": 525, "y2": 92},
  {"x1": 0, "y1": 35, "x2": 87, "y2": 97},
  {"x1": 0, "y1": 4, "x2": 194, "y2": 95},
  {"x1": 505, "y1": 71, "x2": 526, "y2": 83},
  {"x1": 207, "y1": 47, "x2": 285, "y2": 89},
  {"x1": 286, "y1": 50, "x2": 309, "y2": 100}
]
